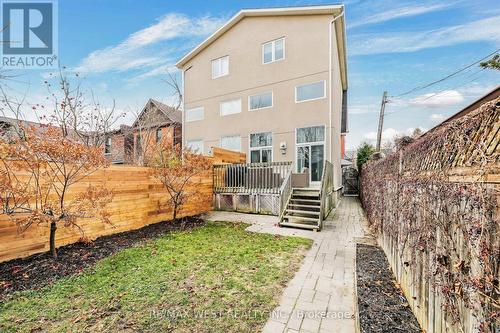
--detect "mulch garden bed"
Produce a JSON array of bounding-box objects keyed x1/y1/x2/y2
[
  {"x1": 356, "y1": 243, "x2": 421, "y2": 333},
  {"x1": 0, "y1": 217, "x2": 205, "y2": 299}
]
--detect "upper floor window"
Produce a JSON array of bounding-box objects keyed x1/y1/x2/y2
[
  {"x1": 212, "y1": 56, "x2": 229, "y2": 79},
  {"x1": 187, "y1": 139, "x2": 204, "y2": 154},
  {"x1": 295, "y1": 80, "x2": 326, "y2": 103},
  {"x1": 104, "y1": 136, "x2": 111, "y2": 155},
  {"x1": 186, "y1": 106, "x2": 204, "y2": 122},
  {"x1": 156, "y1": 128, "x2": 162, "y2": 143},
  {"x1": 220, "y1": 135, "x2": 241, "y2": 152},
  {"x1": 262, "y1": 38, "x2": 284, "y2": 64},
  {"x1": 220, "y1": 99, "x2": 241, "y2": 116},
  {"x1": 249, "y1": 91, "x2": 273, "y2": 111}
]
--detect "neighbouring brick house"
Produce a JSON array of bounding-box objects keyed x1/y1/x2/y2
[
  {"x1": 127, "y1": 99, "x2": 182, "y2": 165},
  {"x1": 2, "y1": 98, "x2": 182, "y2": 166},
  {"x1": 103, "y1": 99, "x2": 182, "y2": 165},
  {"x1": 103, "y1": 124, "x2": 134, "y2": 164}
]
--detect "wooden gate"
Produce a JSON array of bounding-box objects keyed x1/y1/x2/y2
[{"x1": 342, "y1": 166, "x2": 359, "y2": 196}]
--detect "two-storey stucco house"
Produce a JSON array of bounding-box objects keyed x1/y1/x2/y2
[{"x1": 176, "y1": 5, "x2": 347, "y2": 189}]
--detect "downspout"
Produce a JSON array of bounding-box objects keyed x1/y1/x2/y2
[
  {"x1": 181, "y1": 68, "x2": 186, "y2": 150},
  {"x1": 329, "y1": 9, "x2": 344, "y2": 164}
]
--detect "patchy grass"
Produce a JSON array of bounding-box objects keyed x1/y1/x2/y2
[{"x1": 0, "y1": 222, "x2": 312, "y2": 333}]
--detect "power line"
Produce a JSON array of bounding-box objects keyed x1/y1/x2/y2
[
  {"x1": 392, "y1": 48, "x2": 499, "y2": 98},
  {"x1": 384, "y1": 68, "x2": 488, "y2": 117}
]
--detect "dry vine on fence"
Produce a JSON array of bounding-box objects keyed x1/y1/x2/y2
[{"x1": 360, "y1": 98, "x2": 499, "y2": 332}]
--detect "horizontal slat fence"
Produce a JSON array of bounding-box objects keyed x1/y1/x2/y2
[{"x1": 0, "y1": 148, "x2": 245, "y2": 263}]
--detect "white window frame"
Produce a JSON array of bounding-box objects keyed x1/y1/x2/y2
[
  {"x1": 295, "y1": 125, "x2": 326, "y2": 182},
  {"x1": 211, "y1": 55, "x2": 229, "y2": 79},
  {"x1": 219, "y1": 98, "x2": 241, "y2": 116},
  {"x1": 220, "y1": 135, "x2": 241, "y2": 152},
  {"x1": 185, "y1": 106, "x2": 204, "y2": 122},
  {"x1": 295, "y1": 80, "x2": 327, "y2": 103},
  {"x1": 262, "y1": 37, "x2": 285, "y2": 64},
  {"x1": 248, "y1": 132, "x2": 273, "y2": 163},
  {"x1": 187, "y1": 139, "x2": 204, "y2": 154},
  {"x1": 248, "y1": 91, "x2": 273, "y2": 111}
]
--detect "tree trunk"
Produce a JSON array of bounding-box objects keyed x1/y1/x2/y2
[
  {"x1": 173, "y1": 205, "x2": 177, "y2": 221},
  {"x1": 49, "y1": 221, "x2": 58, "y2": 259}
]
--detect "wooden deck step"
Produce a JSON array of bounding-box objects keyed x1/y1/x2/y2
[
  {"x1": 290, "y1": 199, "x2": 321, "y2": 203},
  {"x1": 279, "y1": 221, "x2": 319, "y2": 230},
  {"x1": 283, "y1": 215, "x2": 319, "y2": 222},
  {"x1": 286, "y1": 209, "x2": 320, "y2": 216},
  {"x1": 287, "y1": 203, "x2": 321, "y2": 209},
  {"x1": 292, "y1": 193, "x2": 320, "y2": 198}
]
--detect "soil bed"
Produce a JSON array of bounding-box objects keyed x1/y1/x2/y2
[
  {"x1": 356, "y1": 243, "x2": 421, "y2": 333},
  {"x1": 0, "y1": 217, "x2": 205, "y2": 299}
]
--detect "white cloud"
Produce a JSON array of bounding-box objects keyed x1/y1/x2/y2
[
  {"x1": 363, "y1": 127, "x2": 427, "y2": 145},
  {"x1": 349, "y1": 3, "x2": 450, "y2": 29},
  {"x1": 409, "y1": 90, "x2": 464, "y2": 108},
  {"x1": 127, "y1": 63, "x2": 178, "y2": 84},
  {"x1": 74, "y1": 13, "x2": 225, "y2": 74},
  {"x1": 350, "y1": 15, "x2": 500, "y2": 55},
  {"x1": 430, "y1": 113, "x2": 446, "y2": 122}
]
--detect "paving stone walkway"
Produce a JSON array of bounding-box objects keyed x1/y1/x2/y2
[{"x1": 205, "y1": 196, "x2": 369, "y2": 333}]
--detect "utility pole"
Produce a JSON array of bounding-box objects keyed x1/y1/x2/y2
[{"x1": 376, "y1": 91, "x2": 388, "y2": 152}]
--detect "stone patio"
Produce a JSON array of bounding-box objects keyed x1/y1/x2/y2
[{"x1": 204, "y1": 196, "x2": 368, "y2": 333}]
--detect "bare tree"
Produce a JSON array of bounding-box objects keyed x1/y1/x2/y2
[
  {"x1": 162, "y1": 71, "x2": 183, "y2": 110},
  {"x1": 42, "y1": 68, "x2": 125, "y2": 147}
]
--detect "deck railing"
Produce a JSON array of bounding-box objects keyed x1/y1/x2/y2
[
  {"x1": 278, "y1": 168, "x2": 293, "y2": 221},
  {"x1": 213, "y1": 162, "x2": 292, "y2": 194}
]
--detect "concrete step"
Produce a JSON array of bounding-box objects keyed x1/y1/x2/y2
[
  {"x1": 286, "y1": 209, "x2": 320, "y2": 216},
  {"x1": 283, "y1": 215, "x2": 319, "y2": 222}
]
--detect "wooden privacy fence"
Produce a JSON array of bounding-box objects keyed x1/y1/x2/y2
[
  {"x1": 360, "y1": 97, "x2": 499, "y2": 333},
  {"x1": 0, "y1": 147, "x2": 245, "y2": 263}
]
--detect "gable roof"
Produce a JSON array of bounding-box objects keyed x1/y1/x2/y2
[
  {"x1": 132, "y1": 99, "x2": 182, "y2": 128},
  {"x1": 175, "y1": 4, "x2": 347, "y2": 89}
]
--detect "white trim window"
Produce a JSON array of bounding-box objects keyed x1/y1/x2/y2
[
  {"x1": 187, "y1": 139, "x2": 204, "y2": 154},
  {"x1": 295, "y1": 80, "x2": 326, "y2": 103},
  {"x1": 212, "y1": 55, "x2": 229, "y2": 79},
  {"x1": 262, "y1": 38, "x2": 285, "y2": 64},
  {"x1": 220, "y1": 99, "x2": 241, "y2": 116},
  {"x1": 220, "y1": 135, "x2": 241, "y2": 152},
  {"x1": 249, "y1": 132, "x2": 272, "y2": 163},
  {"x1": 185, "y1": 106, "x2": 204, "y2": 122},
  {"x1": 248, "y1": 91, "x2": 273, "y2": 111}
]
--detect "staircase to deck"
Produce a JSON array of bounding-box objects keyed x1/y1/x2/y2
[
  {"x1": 278, "y1": 161, "x2": 334, "y2": 231},
  {"x1": 280, "y1": 188, "x2": 322, "y2": 230}
]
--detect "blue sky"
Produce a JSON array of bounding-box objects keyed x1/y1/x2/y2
[{"x1": 2, "y1": 0, "x2": 499, "y2": 149}]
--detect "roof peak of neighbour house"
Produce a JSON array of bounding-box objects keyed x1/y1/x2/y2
[
  {"x1": 132, "y1": 99, "x2": 182, "y2": 128},
  {"x1": 175, "y1": 4, "x2": 347, "y2": 90}
]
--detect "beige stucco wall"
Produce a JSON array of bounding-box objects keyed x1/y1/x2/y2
[{"x1": 182, "y1": 14, "x2": 344, "y2": 188}]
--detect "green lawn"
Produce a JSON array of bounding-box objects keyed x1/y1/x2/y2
[{"x1": 0, "y1": 222, "x2": 312, "y2": 333}]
